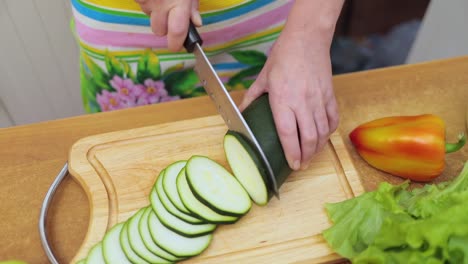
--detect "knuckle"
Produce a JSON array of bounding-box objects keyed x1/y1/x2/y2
[
  {"x1": 317, "y1": 124, "x2": 329, "y2": 138},
  {"x1": 302, "y1": 131, "x2": 317, "y2": 146},
  {"x1": 277, "y1": 123, "x2": 295, "y2": 138}
]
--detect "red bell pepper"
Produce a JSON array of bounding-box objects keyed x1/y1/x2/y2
[{"x1": 349, "y1": 114, "x2": 466, "y2": 182}]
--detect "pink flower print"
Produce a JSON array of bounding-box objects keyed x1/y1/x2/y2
[
  {"x1": 136, "y1": 96, "x2": 149, "y2": 106},
  {"x1": 110, "y1": 75, "x2": 139, "y2": 102},
  {"x1": 97, "y1": 90, "x2": 122, "y2": 111},
  {"x1": 143, "y1": 79, "x2": 166, "y2": 104}
]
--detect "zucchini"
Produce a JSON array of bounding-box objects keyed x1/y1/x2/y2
[
  {"x1": 162, "y1": 161, "x2": 192, "y2": 214},
  {"x1": 186, "y1": 156, "x2": 252, "y2": 216},
  {"x1": 85, "y1": 242, "x2": 105, "y2": 264},
  {"x1": 230, "y1": 94, "x2": 293, "y2": 197},
  {"x1": 127, "y1": 207, "x2": 171, "y2": 263},
  {"x1": 152, "y1": 179, "x2": 216, "y2": 237},
  {"x1": 138, "y1": 207, "x2": 182, "y2": 262},
  {"x1": 148, "y1": 210, "x2": 213, "y2": 258},
  {"x1": 119, "y1": 221, "x2": 149, "y2": 264},
  {"x1": 223, "y1": 131, "x2": 268, "y2": 205},
  {"x1": 102, "y1": 223, "x2": 132, "y2": 264},
  {"x1": 76, "y1": 260, "x2": 86, "y2": 264},
  {"x1": 177, "y1": 168, "x2": 238, "y2": 223},
  {"x1": 153, "y1": 170, "x2": 204, "y2": 224}
]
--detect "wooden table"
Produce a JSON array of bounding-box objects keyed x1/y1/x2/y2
[{"x1": 1, "y1": 57, "x2": 467, "y2": 263}]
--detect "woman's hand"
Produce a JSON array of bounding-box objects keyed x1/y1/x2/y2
[
  {"x1": 135, "y1": 0, "x2": 202, "y2": 51},
  {"x1": 239, "y1": 0, "x2": 343, "y2": 171}
]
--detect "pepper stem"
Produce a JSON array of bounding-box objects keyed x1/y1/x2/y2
[{"x1": 445, "y1": 133, "x2": 466, "y2": 153}]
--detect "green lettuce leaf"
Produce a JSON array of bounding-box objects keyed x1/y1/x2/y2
[{"x1": 323, "y1": 162, "x2": 468, "y2": 264}]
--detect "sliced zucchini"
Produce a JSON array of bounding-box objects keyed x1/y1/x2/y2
[
  {"x1": 240, "y1": 93, "x2": 292, "y2": 190},
  {"x1": 224, "y1": 131, "x2": 268, "y2": 205},
  {"x1": 76, "y1": 260, "x2": 86, "y2": 264},
  {"x1": 186, "y1": 156, "x2": 252, "y2": 216},
  {"x1": 162, "y1": 161, "x2": 192, "y2": 214},
  {"x1": 148, "y1": 210, "x2": 213, "y2": 258},
  {"x1": 120, "y1": 221, "x2": 149, "y2": 264},
  {"x1": 139, "y1": 207, "x2": 183, "y2": 262},
  {"x1": 127, "y1": 207, "x2": 172, "y2": 263},
  {"x1": 152, "y1": 181, "x2": 216, "y2": 237},
  {"x1": 177, "y1": 168, "x2": 238, "y2": 223},
  {"x1": 154, "y1": 170, "x2": 203, "y2": 224},
  {"x1": 85, "y1": 242, "x2": 105, "y2": 264},
  {"x1": 102, "y1": 223, "x2": 132, "y2": 264}
]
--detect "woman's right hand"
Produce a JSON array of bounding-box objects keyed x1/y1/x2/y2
[{"x1": 135, "y1": 0, "x2": 202, "y2": 51}]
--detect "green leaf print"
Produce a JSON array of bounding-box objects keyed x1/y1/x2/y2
[
  {"x1": 241, "y1": 79, "x2": 255, "y2": 89},
  {"x1": 137, "y1": 50, "x2": 161, "y2": 83},
  {"x1": 136, "y1": 52, "x2": 149, "y2": 83},
  {"x1": 121, "y1": 60, "x2": 137, "y2": 83},
  {"x1": 147, "y1": 51, "x2": 161, "y2": 79},
  {"x1": 190, "y1": 86, "x2": 207, "y2": 97},
  {"x1": 80, "y1": 60, "x2": 101, "y2": 113},
  {"x1": 82, "y1": 52, "x2": 111, "y2": 92},
  {"x1": 227, "y1": 65, "x2": 263, "y2": 86},
  {"x1": 164, "y1": 69, "x2": 199, "y2": 97},
  {"x1": 104, "y1": 51, "x2": 124, "y2": 78},
  {"x1": 229, "y1": 50, "x2": 267, "y2": 66},
  {"x1": 162, "y1": 63, "x2": 184, "y2": 78},
  {"x1": 80, "y1": 62, "x2": 92, "y2": 113}
]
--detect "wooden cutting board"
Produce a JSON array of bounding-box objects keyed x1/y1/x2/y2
[{"x1": 68, "y1": 115, "x2": 364, "y2": 264}]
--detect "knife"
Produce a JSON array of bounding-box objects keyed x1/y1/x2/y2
[{"x1": 183, "y1": 22, "x2": 279, "y2": 199}]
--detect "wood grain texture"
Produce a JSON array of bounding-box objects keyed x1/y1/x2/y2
[
  {"x1": 334, "y1": 57, "x2": 468, "y2": 190},
  {"x1": 1, "y1": 57, "x2": 467, "y2": 264},
  {"x1": 68, "y1": 115, "x2": 364, "y2": 263}
]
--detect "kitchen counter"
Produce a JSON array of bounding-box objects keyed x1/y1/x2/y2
[{"x1": 1, "y1": 56, "x2": 467, "y2": 263}]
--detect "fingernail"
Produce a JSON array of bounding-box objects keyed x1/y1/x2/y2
[
  {"x1": 301, "y1": 163, "x2": 309, "y2": 170},
  {"x1": 293, "y1": 160, "x2": 300, "y2": 170},
  {"x1": 193, "y1": 12, "x2": 203, "y2": 26}
]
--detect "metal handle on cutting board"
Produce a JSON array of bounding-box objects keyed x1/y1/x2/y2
[
  {"x1": 39, "y1": 162, "x2": 69, "y2": 264},
  {"x1": 183, "y1": 21, "x2": 203, "y2": 52},
  {"x1": 38, "y1": 21, "x2": 203, "y2": 264}
]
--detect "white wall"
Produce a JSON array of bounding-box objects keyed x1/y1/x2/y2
[
  {"x1": 0, "y1": 0, "x2": 83, "y2": 128},
  {"x1": 407, "y1": 0, "x2": 468, "y2": 63}
]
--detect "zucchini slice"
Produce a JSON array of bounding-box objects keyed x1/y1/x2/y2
[
  {"x1": 240, "y1": 93, "x2": 293, "y2": 191},
  {"x1": 186, "y1": 156, "x2": 252, "y2": 216},
  {"x1": 76, "y1": 260, "x2": 86, "y2": 264},
  {"x1": 148, "y1": 210, "x2": 213, "y2": 258},
  {"x1": 120, "y1": 221, "x2": 149, "y2": 264},
  {"x1": 102, "y1": 223, "x2": 132, "y2": 264},
  {"x1": 162, "y1": 161, "x2": 192, "y2": 214},
  {"x1": 152, "y1": 181, "x2": 216, "y2": 237},
  {"x1": 127, "y1": 207, "x2": 172, "y2": 263},
  {"x1": 154, "y1": 170, "x2": 204, "y2": 224},
  {"x1": 85, "y1": 242, "x2": 105, "y2": 264},
  {"x1": 139, "y1": 207, "x2": 182, "y2": 262},
  {"x1": 224, "y1": 131, "x2": 268, "y2": 205},
  {"x1": 177, "y1": 168, "x2": 238, "y2": 223}
]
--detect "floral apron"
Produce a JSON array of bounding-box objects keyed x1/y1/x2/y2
[{"x1": 71, "y1": 0, "x2": 293, "y2": 112}]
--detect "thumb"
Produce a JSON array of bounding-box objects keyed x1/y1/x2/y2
[{"x1": 239, "y1": 71, "x2": 267, "y2": 111}]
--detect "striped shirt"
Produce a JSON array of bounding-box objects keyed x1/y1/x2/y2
[{"x1": 71, "y1": 0, "x2": 292, "y2": 113}]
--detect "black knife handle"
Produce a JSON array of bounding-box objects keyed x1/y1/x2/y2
[{"x1": 184, "y1": 21, "x2": 203, "y2": 53}]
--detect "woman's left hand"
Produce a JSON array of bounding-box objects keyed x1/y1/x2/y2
[{"x1": 239, "y1": 29, "x2": 339, "y2": 171}]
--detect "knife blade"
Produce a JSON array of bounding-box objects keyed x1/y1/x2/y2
[{"x1": 183, "y1": 22, "x2": 279, "y2": 199}]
